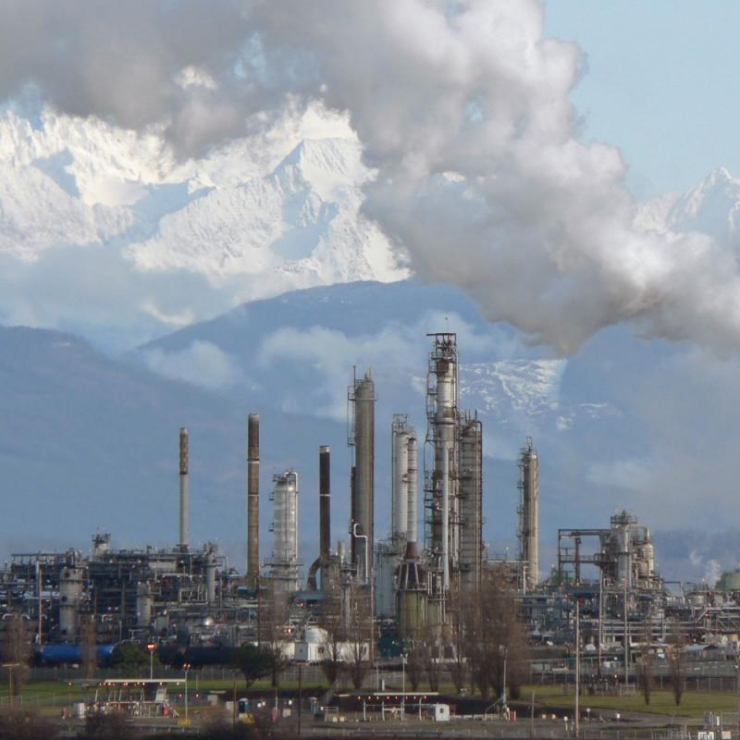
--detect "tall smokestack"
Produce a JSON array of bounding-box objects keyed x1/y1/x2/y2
[
  {"x1": 179, "y1": 427, "x2": 189, "y2": 551},
  {"x1": 319, "y1": 446, "x2": 331, "y2": 568},
  {"x1": 247, "y1": 413, "x2": 260, "y2": 589}
]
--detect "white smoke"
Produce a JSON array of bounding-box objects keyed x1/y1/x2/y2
[{"x1": 2, "y1": 0, "x2": 740, "y2": 353}]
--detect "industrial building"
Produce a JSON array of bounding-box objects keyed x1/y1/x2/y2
[{"x1": 2, "y1": 330, "x2": 739, "y2": 673}]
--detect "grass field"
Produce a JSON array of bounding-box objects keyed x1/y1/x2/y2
[{"x1": 1, "y1": 675, "x2": 737, "y2": 724}]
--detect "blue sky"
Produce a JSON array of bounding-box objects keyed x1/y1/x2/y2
[{"x1": 545, "y1": 1, "x2": 740, "y2": 199}]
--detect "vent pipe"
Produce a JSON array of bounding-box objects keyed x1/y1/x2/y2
[
  {"x1": 247, "y1": 413, "x2": 260, "y2": 589},
  {"x1": 179, "y1": 427, "x2": 189, "y2": 550}
]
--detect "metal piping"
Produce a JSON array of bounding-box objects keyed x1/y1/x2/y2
[{"x1": 247, "y1": 414, "x2": 260, "y2": 589}]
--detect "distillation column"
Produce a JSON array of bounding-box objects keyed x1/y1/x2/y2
[
  {"x1": 349, "y1": 371, "x2": 375, "y2": 584},
  {"x1": 392, "y1": 415, "x2": 410, "y2": 541},
  {"x1": 268, "y1": 470, "x2": 301, "y2": 594},
  {"x1": 459, "y1": 414, "x2": 483, "y2": 593},
  {"x1": 247, "y1": 413, "x2": 260, "y2": 589},
  {"x1": 424, "y1": 333, "x2": 459, "y2": 597},
  {"x1": 518, "y1": 437, "x2": 539, "y2": 590}
]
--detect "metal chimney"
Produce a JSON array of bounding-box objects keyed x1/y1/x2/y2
[
  {"x1": 247, "y1": 413, "x2": 260, "y2": 589},
  {"x1": 179, "y1": 427, "x2": 189, "y2": 551},
  {"x1": 319, "y1": 446, "x2": 331, "y2": 569}
]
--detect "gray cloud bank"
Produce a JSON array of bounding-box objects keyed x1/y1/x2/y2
[{"x1": 2, "y1": 0, "x2": 740, "y2": 354}]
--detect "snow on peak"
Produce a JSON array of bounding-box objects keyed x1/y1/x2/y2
[
  {"x1": 636, "y1": 166, "x2": 740, "y2": 248},
  {"x1": 0, "y1": 103, "x2": 407, "y2": 311}
]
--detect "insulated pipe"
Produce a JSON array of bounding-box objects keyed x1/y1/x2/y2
[
  {"x1": 406, "y1": 432, "x2": 419, "y2": 546},
  {"x1": 392, "y1": 418, "x2": 409, "y2": 540},
  {"x1": 441, "y1": 442, "x2": 450, "y2": 591},
  {"x1": 179, "y1": 427, "x2": 189, "y2": 550},
  {"x1": 319, "y1": 446, "x2": 331, "y2": 567},
  {"x1": 247, "y1": 414, "x2": 260, "y2": 589}
]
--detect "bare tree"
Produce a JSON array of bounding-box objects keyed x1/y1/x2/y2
[
  {"x1": 318, "y1": 579, "x2": 346, "y2": 687},
  {"x1": 638, "y1": 647, "x2": 655, "y2": 705},
  {"x1": 346, "y1": 583, "x2": 371, "y2": 690},
  {"x1": 634, "y1": 619, "x2": 654, "y2": 706},
  {"x1": 80, "y1": 613, "x2": 98, "y2": 680},
  {"x1": 405, "y1": 643, "x2": 423, "y2": 691},
  {"x1": 2, "y1": 612, "x2": 31, "y2": 698},
  {"x1": 463, "y1": 567, "x2": 530, "y2": 702},
  {"x1": 667, "y1": 619, "x2": 687, "y2": 706},
  {"x1": 0, "y1": 707, "x2": 58, "y2": 740},
  {"x1": 258, "y1": 582, "x2": 291, "y2": 689},
  {"x1": 447, "y1": 594, "x2": 468, "y2": 694}
]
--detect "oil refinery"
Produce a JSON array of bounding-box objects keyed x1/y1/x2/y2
[{"x1": 1, "y1": 331, "x2": 739, "y2": 675}]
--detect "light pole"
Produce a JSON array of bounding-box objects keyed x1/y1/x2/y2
[
  {"x1": 147, "y1": 642, "x2": 156, "y2": 680},
  {"x1": 735, "y1": 663, "x2": 740, "y2": 736},
  {"x1": 183, "y1": 663, "x2": 191, "y2": 723},
  {"x1": 2, "y1": 663, "x2": 20, "y2": 706},
  {"x1": 575, "y1": 599, "x2": 581, "y2": 739},
  {"x1": 499, "y1": 646, "x2": 508, "y2": 716},
  {"x1": 401, "y1": 654, "x2": 407, "y2": 721}
]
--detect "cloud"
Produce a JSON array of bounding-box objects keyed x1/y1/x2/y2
[
  {"x1": 2, "y1": 1, "x2": 740, "y2": 356},
  {"x1": 0, "y1": 245, "x2": 234, "y2": 352},
  {"x1": 141, "y1": 340, "x2": 244, "y2": 390},
  {"x1": 256, "y1": 311, "x2": 499, "y2": 421}
]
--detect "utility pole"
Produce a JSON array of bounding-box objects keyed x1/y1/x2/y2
[{"x1": 575, "y1": 600, "x2": 580, "y2": 739}]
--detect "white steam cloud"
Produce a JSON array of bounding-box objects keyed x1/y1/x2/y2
[{"x1": 2, "y1": 1, "x2": 740, "y2": 353}]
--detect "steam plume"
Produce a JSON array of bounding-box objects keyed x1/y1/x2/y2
[{"x1": 2, "y1": 0, "x2": 739, "y2": 353}]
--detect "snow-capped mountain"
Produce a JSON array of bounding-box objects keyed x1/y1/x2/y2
[
  {"x1": 636, "y1": 167, "x2": 740, "y2": 249},
  {"x1": 0, "y1": 105, "x2": 407, "y2": 345},
  {"x1": 6, "y1": 101, "x2": 740, "y2": 581}
]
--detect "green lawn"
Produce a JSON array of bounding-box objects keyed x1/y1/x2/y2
[
  {"x1": 525, "y1": 683, "x2": 737, "y2": 720},
  {"x1": 2, "y1": 675, "x2": 737, "y2": 724}
]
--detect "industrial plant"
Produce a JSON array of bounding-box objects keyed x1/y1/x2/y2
[{"x1": 2, "y1": 330, "x2": 740, "y2": 685}]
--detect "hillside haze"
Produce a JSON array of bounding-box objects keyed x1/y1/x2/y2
[{"x1": 3, "y1": 102, "x2": 740, "y2": 583}]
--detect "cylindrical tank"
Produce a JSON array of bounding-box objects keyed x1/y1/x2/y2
[
  {"x1": 247, "y1": 414, "x2": 260, "y2": 588},
  {"x1": 272, "y1": 471, "x2": 298, "y2": 564},
  {"x1": 136, "y1": 582, "x2": 153, "y2": 627},
  {"x1": 179, "y1": 427, "x2": 189, "y2": 550},
  {"x1": 270, "y1": 470, "x2": 300, "y2": 593},
  {"x1": 59, "y1": 554, "x2": 84, "y2": 640}
]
